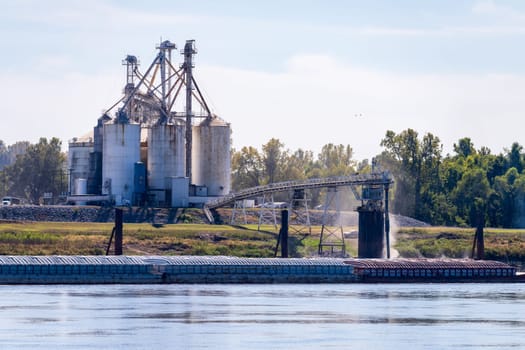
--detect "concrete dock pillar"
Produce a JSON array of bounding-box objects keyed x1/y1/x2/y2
[
  {"x1": 280, "y1": 209, "x2": 289, "y2": 258},
  {"x1": 357, "y1": 207, "x2": 384, "y2": 258},
  {"x1": 114, "y1": 208, "x2": 123, "y2": 255}
]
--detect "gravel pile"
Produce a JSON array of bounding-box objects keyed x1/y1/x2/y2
[{"x1": 390, "y1": 214, "x2": 431, "y2": 227}]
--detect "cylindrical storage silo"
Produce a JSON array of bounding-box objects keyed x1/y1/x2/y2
[
  {"x1": 134, "y1": 162, "x2": 147, "y2": 194},
  {"x1": 147, "y1": 124, "x2": 185, "y2": 204},
  {"x1": 74, "y1": 178, "x2": 88, "y2": 195},
  {"x1": 102, "y1": 123, "x2": 141, "y2": 205},
  {"x1": 192, "y1": 117, "x2": 231, "y2": 197},
  {"x1": 74, "y1": 178, "x2": 88, "y2": 205},
  {"x1": 89, "y1": 114, "x2": 110, "y2": 195},
  {"x1": 68, "y1": 139, "x2": 93, "y2": 195},
  {"x1": 357, "y1": 207, "x2": 385, "y2": 258}
]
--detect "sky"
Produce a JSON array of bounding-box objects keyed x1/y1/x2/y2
[{"x1": 2, "y1": 0, "x2": 525, "y2": 161}]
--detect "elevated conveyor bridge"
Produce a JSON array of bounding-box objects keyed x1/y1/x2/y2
[
  {"x1": 204, "y1": 172, "x2": 393, "y2": 222},
  {"x1": 204, "y1": 172, "x2": 393, "y2": 257}
]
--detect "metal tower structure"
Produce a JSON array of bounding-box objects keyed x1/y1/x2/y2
[
  {"x1": 105, "y1": 39, "x2": 212, "y2": 125},
  {"x1": 230, "y1": 200, "x2": 248, "y2": 225},
  {"x1": 157, "y1": 40, "x2": 177, "y2": 121},
  {"x1": 183, "y1": 40, "x2": 196, "y2": 181},
  {"x1": 288, "y1": 189, "x2": 311, "y2": 235},
  {"x1": 122, "y1": 55, "x2": 139, "y2": 120},
  {"x1": 318, "y1": 187, "x2": 345, "y2": 256},
  {"x1": 257, "y1": 194, "x2": 278, "y2": 230}
]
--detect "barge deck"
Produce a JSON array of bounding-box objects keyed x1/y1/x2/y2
[{"x1": 0, "y1": 256, "x2": 522, "y2": 284}]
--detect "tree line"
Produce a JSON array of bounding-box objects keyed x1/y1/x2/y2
[
  {"x1": 378, "y1": 129, "x2": 525, "y2": 228},
  {"x1": 0, "y1": 138, "x2": 66, "y2": 204},
  {"x1": 234, "y1": 132, "x2": 525, "y2": 229},
  {"x1": 2, "y1": 131, "x2": 525, "y2": 229}
]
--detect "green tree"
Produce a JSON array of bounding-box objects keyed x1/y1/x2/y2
[
  {"x1": 486, "y1": 153, "x2": 508, "y2": 186},
  {"x1": 512, "y1": 174, "x2": 525, "y2": 227},
  {"x1": 418, "y1": 133, "x2": 443, "y2": 222},
  {"x1": 0, "y1": 140, "x2": 7, "y2": 170},
  {"x1": 380, "y1": 129, "x2": 442, "y2": 221},
  {"x1": 492, "y1": 167, "x2": 525, "y2": 228},
  {"x1": 262, "y1": 138, "x2": 286, "y2": 184},
  {"x1": 231, "y1": 146, "x2": 263, "y2": 191},
  {"x1": 317, "y1": 143, "x2": 355, "y2": 177},
  {"x1": 3, "y1": 137, "x2": 66, "y2": 204},
  {"x1": 452, "y1": 168, "x2": 490, "y2": 226},
  {"x1": 506, "y1": 142, "x2": 524, "y2": 173},
  {"x1": 281, "y1": 149, "x2": 314, "y2": 181},
  {"x1": 453, "y1": 137, "x2": 475, "y2": 158},
  {"x1": 0, "y1": 140, "x2": 30, "y2": 171}
]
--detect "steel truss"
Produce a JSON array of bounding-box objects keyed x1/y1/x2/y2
[
  {"x1": 318, "y1": 187, "x2": 345, "y2": 257},
  {"x1": 288, "y1": 189, "x2": 311, "y2": 236}
]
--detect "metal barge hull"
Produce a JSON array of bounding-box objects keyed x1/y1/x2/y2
[{"x1": 0, "y1": 256, "x2": 521, "y2": 284}]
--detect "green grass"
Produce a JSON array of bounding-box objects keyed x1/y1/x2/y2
[
  {"x1": 1, "y1": 221, "x2": 523, "y2": 264},
  {"x1": 0, "y1": 221, "x2": 361, "y2": 258},
  {"x1": 394, "y1": 227, "x2": 525, "y2": 263},
  {"x1": 0, "y1": 222, "x2": 283, "y2": 257}
]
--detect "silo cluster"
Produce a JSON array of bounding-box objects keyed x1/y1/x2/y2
[{"x1": 67, "y1": 39, "x2": 231, "y2": 207}]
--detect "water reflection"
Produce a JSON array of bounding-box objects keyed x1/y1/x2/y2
[{"x1": 0, "y1": 284, "x2": 524, "y2": 349}]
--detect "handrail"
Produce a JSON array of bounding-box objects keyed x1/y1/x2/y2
[{"x1": 205, "y1": 172, "x2": 393, "y2": 210}]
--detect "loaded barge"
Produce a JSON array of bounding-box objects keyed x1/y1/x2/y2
[{"x1": 0, "y1": 256, "x2": 522, "y2": 284}]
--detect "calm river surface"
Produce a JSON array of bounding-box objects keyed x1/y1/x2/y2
[{"x1": 0, "y1": 283, "x2": 524, "y2": 349}]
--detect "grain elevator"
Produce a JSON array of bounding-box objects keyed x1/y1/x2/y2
[{"x1": 67, "y1": 39, "x2": 231, "y2": 207}]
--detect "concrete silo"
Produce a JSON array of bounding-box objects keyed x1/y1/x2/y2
[
  {"x1": 102, "y1": 123, "x2": 141, "y2": 205},
  {"x1": 192, "y1": 116, "x2": 231, "y2": 197},
  {"x1": 88, "y1": 113, "x2": 110, "y2": 195},
  {"x1": 147, "y1": 123, "x2": 186, "y2": 205},
  {"x1": 68, "y1": 137, "x2": 93, "y2": 195},
  {"x1": 66, "y1": 39, "x2": 233, "y2": 208}
]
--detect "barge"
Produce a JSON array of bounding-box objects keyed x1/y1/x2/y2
[{"x1": 0, "y1": 256, "x2": 522, "y2": 284}]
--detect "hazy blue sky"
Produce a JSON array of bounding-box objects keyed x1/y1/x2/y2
[{"x1": 2, "y1": 0, "x2": 525, "y2": 160}]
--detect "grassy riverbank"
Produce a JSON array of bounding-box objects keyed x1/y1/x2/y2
[
  {"x1": 0, "y1": 221, "x2": 359, "y2": 257},
  {"x1": 395, "y1": 227, "x2": 525, "y2": 263},
  {"x1": 0, "y1": 222, "x2": 278, "y2": 256},
  {"x1": 0, "y1": 221, "x2": 523, "y2": 265}
]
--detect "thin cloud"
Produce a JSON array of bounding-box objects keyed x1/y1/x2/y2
[
  {"x1": 3, "y1": 0, "x2": 212, "y2": 29},
  {"x1": 358, "y1": 24, "x2": 525, "y2": 37},
  {"x1": 2, "y1": 52, "x2": 525, "y2": 160},
  {"x1": 472, "y1": 0, "x2": 525, "y2": 22},
  {"x1": 198, "y1": 54, "x2": 525, "y2": 159}
]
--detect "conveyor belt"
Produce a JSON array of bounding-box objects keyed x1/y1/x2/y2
[{"x1": 205, "y1": 172, "x2": 393, "y2": 210}]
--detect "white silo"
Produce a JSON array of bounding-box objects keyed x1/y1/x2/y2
[
  {"x1": 68, "y1": 136, "x2": 93, "y2": 195},
  {"x1": 74, "y1": 178, "x2": 88, "y2": 195},
  {"x1": 102, "y1": 123, "x2": 141, "y2": 205},
  {"x1": 192, "y1": 116, "x2": 231, "y2": 196},
  {"x1": 147, "y1": 123, "x2": 186, "y2": 204},
  {"x1": 73, "y1": 178, "x2": 88, "y2": 205}
]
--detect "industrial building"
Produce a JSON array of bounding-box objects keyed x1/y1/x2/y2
[{"x1": 68, "y1": 40, "x2": 231, "y2": 207}]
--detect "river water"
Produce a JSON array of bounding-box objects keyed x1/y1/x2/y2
[{"x1": 0, "y1": 283, "x2": 524, "y2": 349}]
